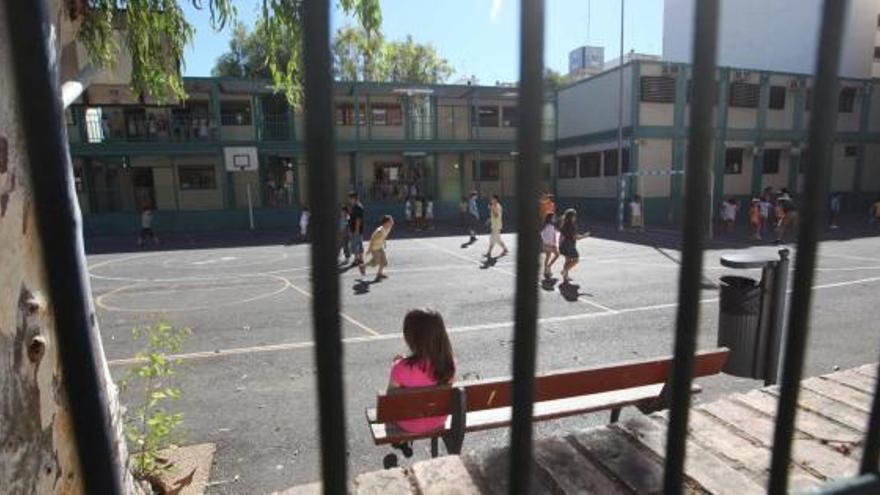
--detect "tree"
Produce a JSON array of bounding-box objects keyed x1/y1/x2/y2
[
  {"x1": 218, "y1": 24, "x2": 455, "y2": 85},
  {"x1": 212, "y1": 21, "x2": 293, "y2": 80},
  {"x1": 381, "y1": 35, "x2": 453, "y2": 84},
  {"x1": 332, "y1": 25, "x2": 384, "y2": 82},
  {"x1": 76, "y1": 0, "x2": 382, "y2": 102},
  {"x1": 543, "y1": 68, "x2": 571, "y2": 91}
]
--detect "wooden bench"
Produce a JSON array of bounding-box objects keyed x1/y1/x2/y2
[{"x1": 366, "y1": 348, "x2": 729, "y2": 457}]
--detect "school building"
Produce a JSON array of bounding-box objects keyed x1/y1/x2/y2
[
  {"x1": 554, "y1": 60, "x2": 880, "y2": 225},
  {"x1": 67, "y1": 60, "x2": 880, "y2": 235}
]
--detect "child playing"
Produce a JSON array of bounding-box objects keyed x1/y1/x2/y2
[
  {"x1": 541, "y1": 213, "x2": 560, "y2": 279},
  {"x1": 870, "y1": 197, "x2": 880, "y2": 228},
  {"x1": 337, "y1": 205, "x2": 351, "y2": 263},
  {"x1": 360, "y1": 215, "x2": 394, "y2": 279},
  {"x1": 386, "y1": 309, "x2": 456, "y2": 456},
  {"x1": 748, "y1": 198, "x2": 762, "y2": 240},
  {"x1": 425, "y1": 195, "x2": 435, "y2": 230},
  {"x1": 559, "y1": 209, "x2": 590, "y2": 283},
  {"x1": 629, "y1": 194, "x2": 644, "y2": 232},
  {"x1": 413, "y1": 196, "x2": 424, "y2": 231},
  {"x1": 404, "y1": 197, "x2": 413, "y2": 226},
  {"x1": 720, "y1": 198, "x2": 738, "y2": 234},
  {"x1": 137, "y1": 206, "x2": 159, "y2": 247},
  {"x1": 759, "y1": 193, "x2": 773, "y2": 236},
  {"x1": 299, "y1": 206, "x2": 311, "y2": 242}
]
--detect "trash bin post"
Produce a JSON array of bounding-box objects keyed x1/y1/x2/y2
[{"x1": 762, "y1": 249, "x2": 790, "y2": 385}]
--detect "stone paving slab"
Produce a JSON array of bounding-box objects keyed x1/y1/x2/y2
[{"x1": 282, "y1": 363, "x2": 877, "y2": 493}]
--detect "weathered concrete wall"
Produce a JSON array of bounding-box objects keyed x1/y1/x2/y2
[{"x1": 0, "y1": 1, "x2": 137, "y2": 492}]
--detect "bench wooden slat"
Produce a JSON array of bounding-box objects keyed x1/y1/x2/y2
[
  {"x1": 368, "y1": 383, "x2": 702, "y2": 445},
  {"x1": 374, "y1": 348, "x2": 728, "y2": 423}
]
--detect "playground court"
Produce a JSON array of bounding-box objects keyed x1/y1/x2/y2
[{"x1": 87, "y1": 227, "x2": 880, "y2": 493}]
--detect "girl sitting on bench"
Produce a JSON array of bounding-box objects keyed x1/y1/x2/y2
[{"x1": 386, "y1": 309, "x2": 456, "y2": 459}]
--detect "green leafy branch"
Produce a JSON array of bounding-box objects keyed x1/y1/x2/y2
[{"x1": 120, "y1": 322, "x2": 191, "y2": 479}]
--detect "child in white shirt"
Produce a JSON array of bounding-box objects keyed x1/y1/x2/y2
[{"x1": 540, "y1": 213, "x2": 560, "y2": 279}]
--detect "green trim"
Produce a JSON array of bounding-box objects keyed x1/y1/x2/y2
[
  {"x1": 354, "y1": 151, "x2": 363, "y2": 197},
  {"x1": 354, "y1": 85, "x2": 361, "y2": 142},
  {"x1": 458, "y1": 151, "x2": 466, "y2": 198},
  {"x1": 431, "y1": 95, "x2": 439, "y2": 140},
  {"x1": 349, "y1": 152, "x2": 357, "y2": 193},
  {"x1": 628, "y1": 62, "x2": 640, "y2": 198},
  {"x1": 854, "y1": 88, "x2": 872, "y2": 192},
  {"x1": 751, "y1": 74, "x2": 770, "y2": 195},
  {"x1": 713, "y1": 69, "x2": 730, "y2": 213},
  {"x1": 670, "y1": 66, "x2": 688, "y2": 223},
  {"x1": 210, "y1": 82, "x2": 222, "y2": 141},
  {"x1": 287, "y1": 100, "x2": 296, "y2": 141}
]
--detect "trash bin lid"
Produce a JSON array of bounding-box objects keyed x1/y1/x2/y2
[{"x1": 720, "y1": 252, "x2": 778, "y2": 269}]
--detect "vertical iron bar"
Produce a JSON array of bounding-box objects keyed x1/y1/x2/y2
[
  {"x1": 509, "y1": 0, "x2": 544, "y2": 492},
  {"x1": 860, "y1": 360, "x2": 880, "y2": 474},
  {"x1": 768, "y1": 1, "x2": 848, "y2": 492},
  {"x1": 616, "y1": 0, "x2": 625, "y2": 232},
  {"x1": 4, "y1": 1, "x2": 124, "y2": 493},
  {"x1": 302, "y1": 0, "x2": 347, "y2": 492},
  {"x1": 662, "y1": 0, "x2": 719, "y2": 493}
]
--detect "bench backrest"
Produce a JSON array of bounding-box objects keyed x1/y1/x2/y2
[{"x1": 374, "y1": 347, "x2": 728, "y2": 423}]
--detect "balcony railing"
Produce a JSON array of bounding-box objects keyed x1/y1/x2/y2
[{"x1": 71, "y1": 106, "x2": 218, "y2": 144}]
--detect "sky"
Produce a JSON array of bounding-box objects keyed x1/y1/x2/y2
[{"x1": 181, "y1": 0, "x2": 664, "y2": 83}]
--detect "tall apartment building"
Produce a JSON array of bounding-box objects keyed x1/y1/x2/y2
[{"x1": 663, "y1": 0, "x2": 880, "y2": 79}]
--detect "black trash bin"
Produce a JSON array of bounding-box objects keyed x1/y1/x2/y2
[{"x1": 717, "y1": 275, "x2": 762, "y2": 377}]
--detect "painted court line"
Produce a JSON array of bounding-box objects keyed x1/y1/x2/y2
[
  {"x1": 105, "y1": 271, "x2": 880, "y2": 366},
  {"x1": 277, "y1": 274, "x2": 381, "y2": 337},
  {"x1": 418, "y1": 239, "x2": 619, "y2": 314}
]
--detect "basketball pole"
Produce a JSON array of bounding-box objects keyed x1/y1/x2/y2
[{"x1": 246, "y1": 180, "x2": 255, "y2": 230}]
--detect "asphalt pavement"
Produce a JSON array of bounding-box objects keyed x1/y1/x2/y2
[{"x1": 87, "y1": 220, "x2": 880, "y2": 494}]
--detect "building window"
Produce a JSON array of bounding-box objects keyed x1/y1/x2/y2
[
  {"x1": 724, "y1": 148, "x2": 744, "y2": 175},
  {"x1": 558, "y1": 155, "x2": 577, "y2": 179},
  {"x1": 578, "y1": 152, "x2": 601, "y2": 177},
  {"x1": 178, "y1": 165, "x2": 217, "y2": 190},
  {"x1": 472, "y1": 106, "x2": 500, "y2": 127},
  {"x1": 768, "y1": 86, "x2": 787, "y2": 110},
  {"x1": 543, "y1": 163, "x2": 551, "y2": 180},
  {"x1": 473, "y1": 160, "x2": 500, "y2": 181},
  {"x1": 371, "y1": 103, "x2": 403, "y2": 126},
  {"x1": 335, "y1": 103, "x2": 366, "y2": 126},
  {"x1": 762, "y1": 149, "x2": 781, "y2": 175},
  {"x1": 875, "y1": 46, "x2": 880, "y2": 61},
  {"x1": 220, "y1": 101, "x2": 252, "y2": 126},
  {"x1": 603, "y1": 148, "x2": 629, "y2": 175},
  {"x1": 839, "y1": 87, "x2": 856, "y2": 113},
  {"x1": 729, "y1": 82, "x2": 760, "y2": 108},
  {"x1": 640, "y1": 76, "x2": 676, "y2": 103},
  {"x1": 501, "y1": 106, "x2": 518, "y2": 127},
  {"x1": 844, "y1": 145, "x2": 859, "y2": 158}
]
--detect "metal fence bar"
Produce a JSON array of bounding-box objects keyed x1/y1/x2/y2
[
  {"x1": 860, "y1": 360, "x2": 880, "y2": 474},
  {"x1": 508, "y1": 0, "x2": 544, "y2": 492},
  {"x1": 768, "y1": 1, "x2": 849, "y2": 492},
  {"x1": 662, "y1": 0, "x2": 719, "y2": 492},
  {"x1": 4, "y1": 1, "x2": 125, "y2": 493},
  {"x1": 302, "y1": 0, "x2": 348, "y2": 492}
]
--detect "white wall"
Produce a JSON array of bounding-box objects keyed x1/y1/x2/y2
[
  {"x1": 557, "y1": 66, "x2": 632, "y2": 138},
  {"x1": 663, "y1": 0, "x2": 880, "y2": 79}
]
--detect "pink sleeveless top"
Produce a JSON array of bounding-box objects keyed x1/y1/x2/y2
[{"x1": 389, "y1": 358, "x2": 448, "y2": 433}]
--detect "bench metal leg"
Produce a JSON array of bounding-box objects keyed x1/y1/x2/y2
[
  {"x1": 441, "y1": 387, "x2": 468, "y2": 455},
  {"x1": 610, "y1": 407, "x2": 622, "y2": 423},
  {"x1": 430, "y1": 437, "x2": 439, "y2": 458}
]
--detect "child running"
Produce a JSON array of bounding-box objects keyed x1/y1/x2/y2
[
  {"x1": 386, "y1": 309, "x2": 456, "y2": 452},
  {"x1": 748, "y1": 198, "x2": 762, "y2": 240},
  {"x1": 360, "y1": 215, "x2": 394, "y2": 280},
  {"x1": 541, "y1": 213, "x2": 560, "y2": 279},
  {"x1": 629, "y1": 194, "x2": 644, "y2": 232},
  {"x1": 485, "y1": 195, "x2": 509, "y2": 258},
  {"x1": 559, "y1": 208, "x2": 590, "y2": 283}
]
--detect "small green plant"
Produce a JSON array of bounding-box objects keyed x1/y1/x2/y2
[{"x1": 121, "y1": 321, "x2": 191, "y2": 479}]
